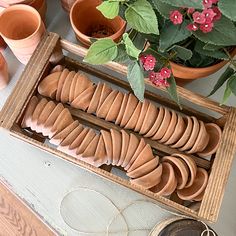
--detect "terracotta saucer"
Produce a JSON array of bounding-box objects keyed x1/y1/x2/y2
[
  {"x1": 115, "y1": 93, "x2": 128, "y2": 125},
  {"x1": 61, "y1": 71, "x2": 76, "y2": 103},
  {"x1": 71, "y1": 85, "x2": 96, "y2": 111},
  {"x1": 37, "y1": 101, "x2": 56, "y2": 133},
  {"x1": 152, "y1": 107, "x2": 171, "y2": 140},
  {"x1": 171, "y1": 116, "x2": 193, "y2": 149},
  {"x1": 69, "y1": 73, "x2": 78, "y2": 103},
  {"x1": 151, "y1": 162, "x2": 177, "y2": 196},
  {"x1": 87, "y1": 82, "x2": 103, "y2": 114},
  {"x1": 127, "y1": 157, "x2": 159, "y2": 179},
  {"x1": 179, "y1": 116, "x2": 200, "y2": 152},
  {"x1": 101, "y1": 130, "x2": 113, "y2": 165},
  {"x1": 172, "y1": 153, "x2": 197, "y2": 188},
  {"x1": 197, "y1": 123, "x2": 222, "y2": 157},
  {"x1": 162, "y1": 156, "x2": 189, "y2": 190},
  {"x1": 111, "y1": 129, "x2": 122, "y2": 166},
  {"x1": 124, "y1": 102, "x2": 142, "y2": 130},
  {"x1": 50, "y1": 120, "x2": 79, "y2": 146},
  {"x1": 50, "y1": 65, "x2": 64, "y2": 74},
  {"x1": 165, "y1": 114, "x2": 186, "y2": 145},
  {"x1": 127, "y1": 144, "x2": 153, "y2": 172},
  {"x1": 42, "y1": 103, "x2": 64, "y2": 137},
  {"x1": 140, "y1": 102, "x2": 158, "y2": 135},
  {"x1": 187, "y1": 120, "x2": 209, "y2": 154},
  {"x1": 121, "y1": 133, "x2": 139, "y2": 168},
  {"x1": 106, "y1": 91, "x2": 124, "y2": 122},
  {"x1": 73, "y1": 72, "x2": 93, "y2": 99},
  {"x1": 38, "y1": 72, "x2": 60, "y2": 99},
  {"x1": 93, "y1": 134, "x2": 107, "y2": 165},
  {"x1": 177, "y1": 168, "x2": 208, "y2": 201},
  {"x1": 76, "y1": 129, "x2": 96, "y2": 154},
  {"x1": 144, "y1": 106, "x2": 163, "y2": 138},
  {"x1": 193, "y1": 189, "x2": 205, "y2": 201},
  {"x1": 134, "y1": 100, "x2": 149, "y2": 132},
  {"x1": 81, "y1": 134, "x2": 99, "y2": 158},
  {"x1": 120, "y1": 93, "x2": 139, "y2": 127},
  {"x1": 21, "y1": 96, "x2": 39, "y2": 128},
  {"x1": 160, "y1": 110, "x2": 178, "y2": 143},
  {"x1": 56, "y1": 68, "x2": 69, "y2": 101},
  {"x1": 131, "y1": 164, "x2": 163, "y2": 189},
  {"x1": 97, "y1": 90, "x2": 118, "y2": 119},
  {"x1": 96, "y1": 83, "x2": 112, "y2": 113},
  {"x1": 124, "y1": 138, "x2": 146, "y2": 171},
  {"x1": 117, "y1": 130, "x2": 130, "y2": 166}
]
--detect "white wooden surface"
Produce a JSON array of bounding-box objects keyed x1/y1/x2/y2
[{"x1": 1, "y1": 1, "x2": 236, "y2": 235}]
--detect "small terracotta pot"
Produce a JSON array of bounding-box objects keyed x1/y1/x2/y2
[
  {"x1": 70, "y1": 0, "x2": 126, "y2": 47},
  {"x1": 60, "y1": 0, "x2": 76, "y2": 13},
  {"x1": 0, "y1": 5, "x2": 46, "y2": 64},
  {"x1": 0, "y1": 52, "x2": 9, "y2": 90}
]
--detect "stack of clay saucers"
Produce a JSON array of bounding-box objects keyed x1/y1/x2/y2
[{"x1": 38, "y1": 68, "x2": 222, "y2": 157}]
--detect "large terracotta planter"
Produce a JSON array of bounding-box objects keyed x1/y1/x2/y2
[
  {"x1": 60, "y1": 0, "x2": 76, "y2": 13},
  {"x1": 0, "y1": 4, "x2": 46, "y2": 64},
  {"x1": 70, "y1": 0, "x2": 126, "y2": 47},
  {"x1": 0, "y1": 52, "x2": 9, "y2": 90}
]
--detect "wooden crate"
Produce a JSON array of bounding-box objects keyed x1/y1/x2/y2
[{"x1": 1, "y1": 32, "x2": 236, "y2": 223}]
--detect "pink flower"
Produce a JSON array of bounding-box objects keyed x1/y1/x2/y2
[
  {"x1": 203, "y1": 9, "x2": 216, "y2": 23},
  {"x1": 187, "y1": 23, "x2": 198, "y2": 31},
  {"x1": 212, "y1": 7, "x2": 222, "y2": 21},
  {"x1": 160, "y1": 67, "x2": 172, "y2": 79},
  {"x1": 200, "y1": 22, "x2": 214, "y2": 33},
  {"x1": 170, "y1": 10, "x2": 183, "y2": 25},
  {"x1": 187, "y1": 7, "x2": 195, "y2": 14},
  {"x1": 154, "y1": 76, "x2": 170, "y2": 87},
  {"x1": 203, "y1": 0, "x2": 213, "y2": 8},
  {"x1": 140, "y1": 54, "x2": 156, "y2": 71},
  {"x1": 148, "y1": 71, "x2": 156, "y2": 82},
  {"x1": 193, "y1": 11, "x2": 206, "y2": 24}
]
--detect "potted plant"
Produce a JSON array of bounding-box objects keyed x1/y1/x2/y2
[{"x1": 83, "y1": 0, "x2": 236, "y2": 105}]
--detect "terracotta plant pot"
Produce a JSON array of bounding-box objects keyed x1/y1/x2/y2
[
  {"x1": 60, "y1": 0, "x2": 76, "y2": 13},
  {"x1": 70, "y1": 0, "x2": 126, "y2": 47},
  {"x1": 0, "y1": 52, "x2": 9, "y2": 90},
  {"x1": 0, "y1": 4, "x2": 46, "y2": 64}
]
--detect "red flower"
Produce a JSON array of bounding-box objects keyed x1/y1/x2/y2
[
  {"x1": 187, "y1": 23, "x2": 198, "y2": 31},
  {"x1": 140, "y1": 54, "x2": 156, "y2": 71},
  {"x1": 212, "y1": 7, "x2": 222, "y2": 21},
  {"x1": 193, "y1": 11, "x2": 206, "y2": 24},
  {"x1": 200, "y1": 22, "x2": 214, "y2": 33},
  {"x1": 154, "y1": 74, "x2": 170, "y2": 87},
  {"x1": 170, "y1": 10, "x2": 183, "y2": 25},
  {"x1": 203, "y1": 8, "x2": 216, "y2": 23},
  {"x1": 187, "y1": 8, "x2": 195, "y2": 14},
  {"x1": 148, "y1": 71, "x2": 156, "y2": 82},
  {"x1": 160, "y1": 67, "x2": 172, "y2": 79},
  {"x1": 203, "y1": 0, "x2": 213, "y2": 8}
]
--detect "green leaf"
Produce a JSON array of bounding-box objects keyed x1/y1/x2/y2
[
  {"x1": 127, "y1": 61, "x2": 145, "y2": 101},
  {"x1": 97, "y1": 0, "x2": 119, "y2": 19},
  {"x1": 166, "y1": 74, "x2": 181, "y2": 108},
  {"x1": 159, "y1": 0, "x2": 203, "y2": 9},
  {"x1": 208, "y1": 66, "x2": 235, "y2": 96},
  {"x1": 125, "y1": 0, "x2": 159, "y2": 34},
  {"x1": 151, "y1": 0, "x2": 178, "y2": 18},
  {"x1": 84, "y1": 39, "x2": 118, "y2": 65},
  {"x1": 113, "y1": 44, "x2": 130, "y2": 63},
  {"x1": 228, "y1": 73, "x2": 236, "y2": 96},
  {"x1": 169, "y1": 45, "x2": 193, "y2": 60},
  {"x1": 193, "y1": 16, "x2": 236, "y2": 46},
  {"x1": 203, "y1": 44, "x2": 223, "y2": 51},
  {"x1": 218, "y1": 0, "x2": 236, "y2": 21},
  {"x1": 221, "y1": 79, "x2": 232, "y2": 104},
  {"x1": 159, "y1": 21, "x2": 192, "y2": 52},
  {"x1": 128, "y1": 30, "x2": 147, "y2": 50},
  {"x1": 122, "y1": 33, "x2": 141, "y2": 59}
]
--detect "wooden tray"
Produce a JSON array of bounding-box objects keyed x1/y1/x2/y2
[{"x1": 1, "y1": 32, "x2": 236, "y2": 223}]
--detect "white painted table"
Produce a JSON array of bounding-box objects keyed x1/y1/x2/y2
[{"x1": 1, "y1": 1, "x2": 236, "y2": 235}]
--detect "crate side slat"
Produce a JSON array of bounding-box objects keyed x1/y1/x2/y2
[{"x1": 198, "y1": 107, "x2": 236, "y2": 222}]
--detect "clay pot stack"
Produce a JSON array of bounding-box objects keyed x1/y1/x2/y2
[{"x1": 38, "y1": 68, "x2": 222, "y2": 157}]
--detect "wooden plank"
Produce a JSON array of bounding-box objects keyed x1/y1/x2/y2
[
  {"x1": 0, "y1": 180, "x2": 56, "y2": 236},
  {"x1": 0, "y1": 32, "x2": 60, "y2": 130},
  {"x1": 198, "y1": 107, "x2": 236, "y2": 222},
  {"x1": 60, "y1": 39, "x2": 229, "y2": 115}
]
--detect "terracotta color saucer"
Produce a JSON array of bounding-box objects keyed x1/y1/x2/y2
[
  {"x1": 177, "y1": 168, "x2": 208, "y2": 201},
  {"x1": 61, "y1": 71, "x2": 76, "y2": 103},
  {"x1": 144, "y1": 106, "x2": 163, "y2": 138},
  {"x1": 87, "y1": 82, "x2": 103, "y2": 114},
  {"x1": 74, "y1": 72, "x2": 93, "y2": 99},
  {"x1": 152, "y1": 107, "x2": 171, "y2": 140},
  {"x1": 111, "y1": 129, "x2": 122, "y2": 165},
  {"x1": 101, "y1": 130, "x2": 113, "y2": 165},
  {"x1": 179, "y1": 116, "x2": 200, "y2": 152},
  {"x1": 21, "y1": 96, "x2": 39, "y2": 129},
  {"x1": 106, "y1": 91, "x2": 124, "y2": 122},
  {"x1": 151, "y1": 162, "x2": 177, "y2": 196},
  {"x1": 134, "y1": 99, "x2": 149, "y2": 132},
  {"x1": 117, "y1": 130, "x2": 130, "y2": 166},
  {"x1": 127, "y1": 157, "x2": 159, "y2": 179},
  {"x1": 50, "y1": 65, "x2": 64, "y2": 74},
  {"x1": 187, "y1": 120, "x2": 209, "y2": 154},
  {"x1": 115, "y1": 93, "x2": 128, "y2": 125},
  {"x1": 197, "y1": 123, "x2": 222, "y2": 157},
  {"x1": 162, "y1": 156, "x2": 189, "y2": 190},
  {"x1": 171, "y1": 116, "x2": 193, "y2": 149},
  {"x1": 76, "y1": 129, "x2": 96, "y2": 154},
  {"x1": 193, "y1": 189, "x2": 205, "y2": 201},
  {"x1": 165, "y1": 114, "x2": 186, "y2": 145},
  {"x1": 94, "y1": 134, "x2": 107, "y2": 165},
  {"x1": 120, "y1": 93, "x2": 139, "y2": 127},
  {"x1": 69, "y1": 73, "x2": 78, "y2": 103},
  {"x1": 81, "y1": 134, "x2": 99, "y2": 158},
  {"x1": 140, "y1": 102, "x2": 158, "y2": 135},
  {"x1": 56, "y1": 68, "x2": 69, "y2": 101},
  {"x1": 131, "y1": 164, "x2": 163, "y2": 189},
  {"x1": 96, "y1": 83, "x2": 112, "y2": 112}
]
